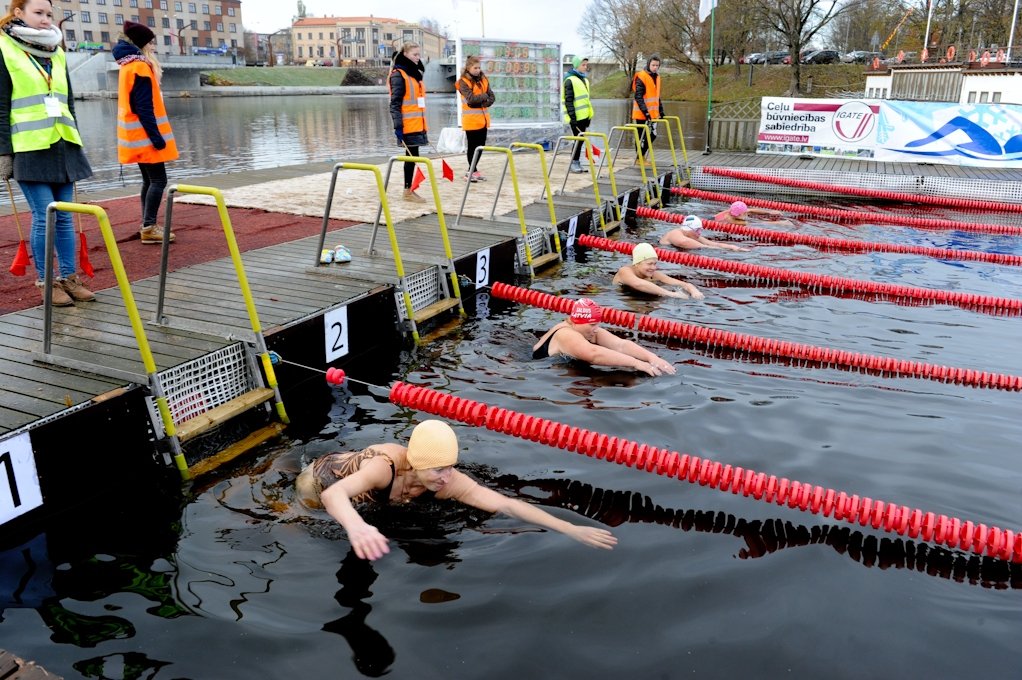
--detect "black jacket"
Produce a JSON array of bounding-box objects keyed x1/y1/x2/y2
[
  {"x1": 633, "y1": 68, "x2": 662, "y2": 120},
  {"x1": 0, "y1": 46, "x2": 92, "y2": 183},
  {"x1": 388, "y1": 52, "x2": 428, "y2": 145}
]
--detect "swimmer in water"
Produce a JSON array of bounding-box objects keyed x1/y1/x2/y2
[
  {"x1": 714, "y1": 200, "x2": 789, "y2": 225},
  {"x1": 659, "y1": 215, "x2": 748, "y2": 251},
  {"x1": 612, "y1": 243, "x2": 705, "y2": 299},
  {"x1": 531, "y1": 297, "x2": 676, "y2": 376},
  {"x1": 296, "y1": 419, "x2": 617, "y2": 560}
]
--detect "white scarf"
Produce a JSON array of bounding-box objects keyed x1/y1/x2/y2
[{"x1": 5, "y1": 23, "x2": 63, "y2": 58}]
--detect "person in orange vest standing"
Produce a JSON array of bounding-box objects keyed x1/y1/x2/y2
[
  {"x1": 115, "y1": 21, "x2": 178, "y2": 243},
  {"x1": 389, "y1": 42, "x2": 429, "y2": 202},
  {"x1": 0, "y1": 0, "x2": 95, "y2": 307},
  {"x1": 457, "y1": 55, "x2": 494, "y2": 182},
  {"x1": 632, "y1": 54, "x2": 662, "y2": 160}
]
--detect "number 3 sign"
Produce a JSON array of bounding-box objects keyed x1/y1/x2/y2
[{"x1": 1, "y1": 432, "x2": 43, "y2": 526}]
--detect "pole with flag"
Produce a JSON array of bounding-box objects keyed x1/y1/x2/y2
[
  {"x1": 699, "y1": 0, "x2": 718, "y2": 154},
  {"x1": 922, "y1": 0, "x2": 933, "y2": 62}
]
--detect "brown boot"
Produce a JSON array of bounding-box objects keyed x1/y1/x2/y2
[
  {"x1": 140, "y1": 224, "x2": 175, "y2": 244},
  {"x1": 36, "y1": 279, "x2": 74, "y2": 307},
  {"x1": 61, "y1": 273, "x2": 96, "y2": 302},
  {"x1": 402, "y1": 189, "x2": 426, "y2": 203}
]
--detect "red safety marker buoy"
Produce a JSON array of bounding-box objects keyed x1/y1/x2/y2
[
  {"x1": 946, "y1": 45, "x2": 956, "y2": 61},
  {"x1": 326, "y1": 367, "x2": 346, "y2": 385}
]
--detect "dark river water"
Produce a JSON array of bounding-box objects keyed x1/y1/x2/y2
[
  {"x1": 2, "y1": 96, "x2": 1021, "y2": 679},
  {"x1": 63, "y1": 95, "x2": 708, "y2": 194}
]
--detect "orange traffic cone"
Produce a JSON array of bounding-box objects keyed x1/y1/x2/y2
[{"x1": 5, "y1": 178, "x2": 29, "y2": 276}]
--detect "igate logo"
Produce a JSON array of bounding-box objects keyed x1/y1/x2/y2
[{"x1": 832, "y1": 101, "x2": 876, "y2": 142}]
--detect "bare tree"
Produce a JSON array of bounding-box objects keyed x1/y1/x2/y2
[
  {"x1": 754, "y1": 0, "x2": 848, "y2": 93},
  {"x1": 578, "y1": 0, "x2": 652, "y2": 85}
]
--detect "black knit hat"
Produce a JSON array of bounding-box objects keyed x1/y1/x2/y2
[{"x1": 124, "y1": 21, "x2": 155, "y2": 48}]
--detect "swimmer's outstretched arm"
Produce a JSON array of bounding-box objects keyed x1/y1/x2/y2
[
  {"x1": 660, "y1": 230, "x2": 701, "y2": 249},
  {"x1": 697, "y1": 235, "x2": 749, "y2": 252},
  {"x1": 593, "y1": 328, "x2": 676, "y2": 376},
  {"x1": 616, "y1": 266, "x2": 688, "y2": 298},
  {"x1": 321, "y1": 459, "x2": 395, "y2": 561},
  {"x1": 652, "y1": 271, "x2": 706, "y2": 299},
  {"x1": 556, "y1": 328, "x2": 667, "y2": 376},
  {"x1": 442, "y1": 472, "x2": 617, "y2": 550}
]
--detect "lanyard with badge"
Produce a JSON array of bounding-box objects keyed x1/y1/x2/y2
[{"x1": 28, "y1": 55, "x2": 62, "y2": 118}]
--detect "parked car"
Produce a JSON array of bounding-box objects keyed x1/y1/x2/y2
[
  {"x1": 741, "y1": 52, "x2": 763, "y2": 64},
  {"x1": 845, "y1": 50, "x2": 886, "y2": 64},
  {"x1": 803, "y1": 49, "x2": 841, "y2": 64},
  {"x1": 883, "y1": 51, "x2": 917, "y2": 65},
  {"x1": 763, "y1": 51, "x2": 789, "y2": 64}
]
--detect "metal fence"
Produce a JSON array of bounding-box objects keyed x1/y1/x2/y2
[{"x1": 708, "y1": 97, "x2": 761, "y2": 152}]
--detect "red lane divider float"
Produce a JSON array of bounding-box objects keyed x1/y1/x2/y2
[
  {"x1": 671, "y1": 186, "x2": 1022, "y2": 237},
  {"x1": 635, "y1": 206, "x2": 1022, "y2": 267},
  {"x1": 577, "y1": 234, "x2": 1022, "y2": 313},
  {"x1": 490, "y1": 281, "x2": 1022, "y2": 391},
  {"x1": 384, "y1": 380, "x2": 1022, "y2": 563},
  {"x1": 702, "y1": 166, "x2": 1022, "y2": 215}
]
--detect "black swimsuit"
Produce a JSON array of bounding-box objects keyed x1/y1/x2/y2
[{"x1": 532, "y1": 333, "x2": 555, "y2": 359}]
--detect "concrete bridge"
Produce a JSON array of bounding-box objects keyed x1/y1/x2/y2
[{"x1": 68, "y1": 51, "x2": 240, "y2": 95}]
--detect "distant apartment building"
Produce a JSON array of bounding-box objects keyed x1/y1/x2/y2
[
  {"x1": 43, "y1": 0, "x2": 244, "y2": 55},
  {"x1": 291, "y1": 16, "x2": 448, "y2": 67}
]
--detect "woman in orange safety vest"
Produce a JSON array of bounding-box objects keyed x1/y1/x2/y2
[
  {"x1": 389, "y1": 42, "x2": 429, "y2": 201},
  {"x1": 632, "y1": 54, "x2": 662, "y2": 159},
  {"x1": 457, "y1": 55, "x2": 494, "y2": 182},
  {"x1": 115, "y1": 20, "x2": 179, "y2": 243}
]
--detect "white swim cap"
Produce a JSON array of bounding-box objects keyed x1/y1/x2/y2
[{"x1": 681, "y1": 215, "x2": 703, "y2": 232}]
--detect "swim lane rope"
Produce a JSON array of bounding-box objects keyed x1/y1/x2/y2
[
  {"x1": 577, "y1": 234, "x2": 1022, "y2": 313},
  {"x1": 701, "y1": 166, "x2": 1022, "y2": 215},
  {"x1": 635, "y1": 205, "x2": 1022, "y2": 267},
  {"x1": 315, "y1": 372, "x2": 1019, "y2": 563},
  {"x1": 489, "y1": 281, "x2": 1022, "y2": 391},
  {"x1": 670, "y1": 186, "x2": 1022, "y2": 236}
]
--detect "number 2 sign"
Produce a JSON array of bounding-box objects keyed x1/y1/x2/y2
[
  {"x1": 1, "y1": 432, "x2": 43, "y2": 526},
  {"x1": 324, "y1": 305, "x2": 350, "y2": 363}
]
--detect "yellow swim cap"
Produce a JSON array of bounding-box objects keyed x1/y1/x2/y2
[
  {"x1": 406, "y1": 420, "x2": 459, "y2": 470},
  {"x1": 632, "y1": 242, "x2": 658, "y2": 265}
]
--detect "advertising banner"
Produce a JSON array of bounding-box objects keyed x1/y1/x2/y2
[
  {"x1": 875, "y1": 101, "x2": 1022, "y2": 168},
  {"x1": 456, "y1": 38, "x2": 562, "y2": 126},
  {"x1": 756, "y1": 97, "x2": 880, "y2": 158}
]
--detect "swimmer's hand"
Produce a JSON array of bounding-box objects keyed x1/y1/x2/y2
[
  {"x1": 636, "y1": 358, "x2": 676, "y2": 376},
  {"x1": 349, "y1": 522, "x2": 391, "y2": 561},
  {"x1": 568, "y1": 525, "x2": 618, "y2": 550}
]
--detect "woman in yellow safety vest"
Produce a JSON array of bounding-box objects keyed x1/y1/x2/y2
[
  {"x1": 115, "y1": 21, "x2": 179, "y2": 244},
  {"x1": 632, "y1": 55, "x2": 662, "y2": 159},
  {"x1": 561, "y1": 56, "x2": 593, "y2": 173},
  {"x1": 0, "y1": 0, "x2": 95, "y2": 307},
  {"x1": 458, "y1": 55, "x2": 494, "y2": 182},
  {"x1": 389, "y1": 42, "x2": 429, "y2": 202}
]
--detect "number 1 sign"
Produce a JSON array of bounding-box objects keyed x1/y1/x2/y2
[{"x1": 1, "y1": 432, "x2": 43, "y2": 526}]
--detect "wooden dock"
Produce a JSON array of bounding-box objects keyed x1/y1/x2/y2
[{"x1": 0, "y1": 650, "x2": 61, "y2": 679}]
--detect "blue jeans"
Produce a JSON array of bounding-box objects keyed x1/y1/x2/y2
[{"x1": 17, "y1": 180, "x2": 76, "y2": 281}]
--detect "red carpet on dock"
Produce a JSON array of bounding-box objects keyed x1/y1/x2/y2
[{"x1": 0, "y1": 196, "x2": 356, "y2": 314}]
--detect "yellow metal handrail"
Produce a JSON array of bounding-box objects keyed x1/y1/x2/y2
[
  {"x1": 625, "y1": 123, "x2": 663, "y2": 204},
  {"x1": 166, "y1": 185, "x2": 290, "y2": 429},
  {"x1": 552, "y1": 135, "x2": 607, "y2": 234},
  {"x1": 660, "y1": 115, "x2": 693, "y2": 185},
  {"x1": 610, "y1": 125, "x2": 653, "y2": 206},
  {"x1": 45, "y1": 201, "x2": 187, "y2": 476},
  {"x1": 322, "y1": 162, "x2": 421, "y2": 342},
  {"x1": 393, "y1": 155, "x2": 465, "y2": 320},
  {"x1": 581, "y1": 131, "x2": 622, "y2": 223},
  {"x1": 510, "y1": 142, "x2": 562, "y2": 257}
]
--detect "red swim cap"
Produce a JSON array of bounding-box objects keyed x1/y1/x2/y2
[{"x1": 569, "y1": 298, "x2": 602, "y2": 324}]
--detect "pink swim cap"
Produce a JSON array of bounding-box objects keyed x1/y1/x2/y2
[
  {"x1": 569, "y1": 298, "x2": 602, "y2": 324},
  {"x1": 730, "y1": 201, "x2": 749, "y2": 217}
]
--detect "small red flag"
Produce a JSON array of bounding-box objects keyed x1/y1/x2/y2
[
  {"x1": 441, "y1": 159, "x2": 454, "y2": 182},
  {"x1": 585, "y1": 145, "x2": 602, "y2": 161},
  {"x1": 410, "y1": 166, "x2": 426, "y2": 191},
  {"x1": 78, "y1": 231, "x2": 94, "y2": 277},
  {"x1": 9, "y1": 240, "x2": 29, "y2": 276}
]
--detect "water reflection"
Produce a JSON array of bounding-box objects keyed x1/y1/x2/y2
[{"x1": 65, "y1": 96, "x2": 707, "y2": 195}]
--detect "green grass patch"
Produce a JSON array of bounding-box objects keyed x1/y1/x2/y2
[
  {"x1": 202, "y1": 66, "x2": 349, "y2": 87},
  {"x1": 590, "y1": 64, "x2": 867, "y2": 102}
]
